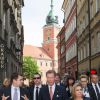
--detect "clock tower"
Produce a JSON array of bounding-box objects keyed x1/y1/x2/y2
[{"x1": 42, "y1": 0, "x2": 60, "y2": 72}]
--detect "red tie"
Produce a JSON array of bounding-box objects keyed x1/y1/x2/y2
[{"x1": 50, "y1": 86, "x2": 53, "y2": 100}]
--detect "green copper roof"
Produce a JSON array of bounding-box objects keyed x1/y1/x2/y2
[{"x1": 46, "y1": 0, "x2": 58, "y2": 25}]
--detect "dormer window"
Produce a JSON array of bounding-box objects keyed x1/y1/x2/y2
[{"x1": 48, "y1": 37, "x2": 50, "y2": 40}]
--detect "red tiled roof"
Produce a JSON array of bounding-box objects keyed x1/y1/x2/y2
[{"x1": 23, "y1": 45, "x2": 52, "y2": 60}]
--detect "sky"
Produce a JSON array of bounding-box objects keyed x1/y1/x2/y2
[{"x1": 22, "y1": 0, "x2": 64, "y2": 47}]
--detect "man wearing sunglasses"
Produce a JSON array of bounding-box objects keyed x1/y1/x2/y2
[{"x1": 29, "y1": 73, "x2": 43, "y2": 100}]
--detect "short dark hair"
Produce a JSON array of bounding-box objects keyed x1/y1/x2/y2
[
  {"x1": 56, "y1": 73, "x2": 61, "y2": 79},
  {"x1": 46, "y1": 70, "x2": 56, "y2": 76},
  {"x1": 33, "y1": 73, "x2": 41, "y2": 78},
  {"x1": 10, "y1": 72, "x2": 19, "y2": 84},
  {"x1": 66, "y1": 76, "x2": 75, "y2": 86}
]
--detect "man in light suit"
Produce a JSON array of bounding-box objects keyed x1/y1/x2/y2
[
  {"x1": 2, "y1": 73, "x2": 28, "y2": 100},
  {"x1": 39, "y1": 70, "x2": 69, "y2": 100}
]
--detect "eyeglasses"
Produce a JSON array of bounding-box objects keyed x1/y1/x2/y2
[{"x1": 33, "y1": 77, "x2": 41, "y2": 79}]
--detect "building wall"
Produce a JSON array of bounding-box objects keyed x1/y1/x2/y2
[
  {"x1": 0, "y1": 0, "x2": 24, "y2": 83},
  {"x1": 36, "y1": 59, "x2": 52, "y2": 84},
  {"x1": 61, "y1": 0, "x2": 77, "y2": 79},
  {"x1": 57, "y1": 26, "x2": 66, "y2": 77},
  {"x1": 77, "y1": 0, "x2": 100, "y2": 75}
]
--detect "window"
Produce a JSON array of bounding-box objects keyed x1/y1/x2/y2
[
  {"x1": 97, "y1": 32, "x2": 100, "y2": 52},
  {"x1": 96, "y1": 0, "x2": 99, "y2": 13},
  {"x1": 91, "y1": 36, "x2": 95, "y2": 55},
  {"x1": 90, "y1": 2, "x2": 93, "y2": 19},
  {"x1": 48, "y1": 48, "x2": 49, "y2": 51},
  {"x1": 83, "y1": 45, "x2": 86, "y2": 59},
  {"x1": 3, "y1": 11, "x2": 6, "y2": 29},
  {"x1": 85, "y1": 12, "x2": 88, "y2": 27},
  {"x1": 46, "y1": 63, "x2": 48, "y2": 66},
  {"x1": 80, "y1": 48, "x2": 83, "y2": 60},
  {"x1": 48, "y1": 37, "x2": 50, "y2": 41},
  {"x1": 61, "y1": 45, "x2": 65, "y2": 54},
  {"x1": 50, "y1": 62, "x2": 52, "y2": 67},
  {"x1": 78, "y1": 50, "x2": 81, "y2": 62},
  {"x1": 40, "y1": 62, "x2": 42, "y2": 66},
  {"x1": 86, "y1": 41, "x2": 89, "y2": 57}
]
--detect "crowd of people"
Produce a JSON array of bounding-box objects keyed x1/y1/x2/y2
[{"x1": 0, "y1": 70, "x2": 100, "y2": 100}]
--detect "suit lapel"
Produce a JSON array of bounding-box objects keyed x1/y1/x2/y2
[
  {"x1": 20, "y1": 88, "x2": 23, "y2": 99},
  {"x1": 89, "y1": 83, "x2": 97, "y2": 99},
  {"x1": 32, "y1": 86, "x2": 35, "y2": 100},
  {"x1": 52, "y1": 85, "x2": 58, "y2": 100},
  {"x1": 9, "y1": 86, "x2": 12, "y2": 100},
  {"x1": 46, "y1": 85, "x2": 51, "y2": 100}
]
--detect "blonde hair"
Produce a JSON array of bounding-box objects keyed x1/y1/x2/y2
[
  {"x1": 72, "y1": 83, "x2": 82, "y2": 98},
  {"x1": 3, "y1": 78, "x2": 10, "y2": 87},
  {"x1": 80, "y1": 75, "x2": 88, "y2": 80}
]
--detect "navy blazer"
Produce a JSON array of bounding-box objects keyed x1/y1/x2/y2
[
  {"x1": 39, "y1": 84, "x2": 69, "y2": 100},
  {"x1": 2, "y1": 86, "x2": 28, "y2": 100},
  {"x1": 88, "y1": 83, "x2": 100, "y2": 100},
  {"x1": 28, "y1": 85, "x2": 44, "y2": 100}
]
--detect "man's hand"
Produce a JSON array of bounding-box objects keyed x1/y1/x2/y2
[
  {"x1": 21, "y1": 95, "x2": 28, "y2": 100},
  {"x1": 2, "y1": 94, "x2": 9, "y2": 100}
]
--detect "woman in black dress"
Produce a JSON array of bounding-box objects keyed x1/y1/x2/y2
[{"x1": 65, "y1": 77, "x2": 75, "y2": 99}]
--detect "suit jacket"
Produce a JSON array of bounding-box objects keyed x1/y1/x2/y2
[
  {"x1": 28, "y1": 85, "x2": 44, "y2": 100},
  {"x1": 56, "y1": 83, "x2": 65, "y2": 87},
  {"x1": 65, "y1": 86, "x2": 72, "y2": 99},
  {"x1": 39, "y1": 84, "x2": 69, "y2": 100},
  {"x1": 88, "y1": 83, "x2": 100, "y2": 100},
  {"x1": 2, "y1": 86, "x2": 28, "y2": 100}
]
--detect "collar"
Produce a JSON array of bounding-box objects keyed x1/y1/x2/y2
[
  {"x1": 11, "y1": 85, "x2": 20, "y2": 90},
  {"x1": 92, "y1": 82, "x2": 98, "y2": 86},
  {"x1": 57, "y1": 83, "x2": 60, "y2": 85},
  {"x1": 48, "y1": 83, "x2": 56, "y2": 88},
  {"x1": 34, "y1": 84, "x2": 41, "y2": 89}
]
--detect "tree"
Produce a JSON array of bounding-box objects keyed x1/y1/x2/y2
[{"x1": 23, "y1": 56, "x2": 39, "y2": 79}]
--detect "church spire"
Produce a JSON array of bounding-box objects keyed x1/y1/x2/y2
[
  {"x1": 51, "y1": 0, "x2": 53, "y2": 10},
  {"x1": 46, "y1": 0, "x2": 58, "y2": 25}
]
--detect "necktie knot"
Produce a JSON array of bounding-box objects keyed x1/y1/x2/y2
[
  {"x1": 50, "y1": 86, "x2": 52, "y2": 89},
  {"x1": 14, "y1": 88, "x2": 17, "y2": 91},
  {"x1": 36, "y1": 87, "x2": 38, "y2": 89}
]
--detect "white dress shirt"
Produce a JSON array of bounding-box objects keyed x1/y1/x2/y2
[
  {"x1": 48, "y1": 83, "x2": 56, "y2": 95},
  {"x1": 83, "y1": 87, "x2": 90, "y2": 98},
  {"x1": 34, "y1": 85, "x2": 42, "y2": 100},
  {"x1": 11, "y1": 85, "x2": 20, "y2": 100},
  {"x1": 92, "y1": 83, "x2": 100, "y2": 97}
]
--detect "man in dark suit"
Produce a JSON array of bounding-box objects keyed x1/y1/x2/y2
[
  {"x1": 88, "y1": 74, "x2": 100, "y2": 100},
  {"x1": 28, "y1": 73, "x2": 44, "y2": 100},
  {"x1": 55, "y1": 73, "x2": 65, "y2": 87},
  {"x1": 2, "y1": 73, "x2": 28, "y2": 100},
  {"x1": 39, "y1": 70, "x2": 69, "y2": 100},
  {"x1": 80, "y1": 75, "x2": 90, "y2": 100}
]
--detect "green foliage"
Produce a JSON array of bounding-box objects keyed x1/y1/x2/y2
[{"x1": 23, "y1": 56, "x2": 39, "y2": 79}]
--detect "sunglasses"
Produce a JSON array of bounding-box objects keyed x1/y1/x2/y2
[{"x1": 33, "y1": 77, "x2": 41, "y2": 79}]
